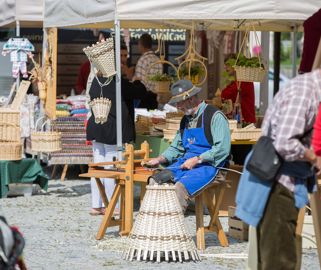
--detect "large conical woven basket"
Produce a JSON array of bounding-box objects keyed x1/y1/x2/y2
[
  {"x1": 83, "y1": 38, "x2": 116, "y2": 78},
  {"x1": 89, "y1": 97, "x2": 111, "y2": 124},
  {"x1": 123, "y1": 184, "x2": 200, "y2": 263}
]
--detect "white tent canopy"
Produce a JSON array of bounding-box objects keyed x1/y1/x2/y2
[
  {"x1": 0, "y1": 0, "x2": 43, "y2": 27},
  {"x1": 44, "y1": 0, "x2": 321, "y2": 31}
]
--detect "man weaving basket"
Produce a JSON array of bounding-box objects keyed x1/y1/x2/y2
[{"x1": 146, "y1": 80, "x2": 231, "y2": 211}]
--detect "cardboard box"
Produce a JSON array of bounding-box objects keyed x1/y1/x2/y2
[{"x1": 220, "y1": 165, "x2": 243, "y2": 213}]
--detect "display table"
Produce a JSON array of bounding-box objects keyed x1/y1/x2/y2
[
  {"x1": 135, "y1": 134, "x2": 256, "y2": 158},
  {"x1": 0, "y1": 158, "x2": 48, "y2": 198}
]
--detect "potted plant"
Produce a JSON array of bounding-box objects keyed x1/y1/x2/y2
[
  {"x1": 148, "y1": 73, "x2": 175, "y2": 93},
  {"x1": 179, "y1": 64, "x2": 205, "y2": 85},
  {"x1": 232, "y1": 50, "x2": 266, "y2": 82}
]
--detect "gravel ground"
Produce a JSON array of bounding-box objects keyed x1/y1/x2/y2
[{"x1": 0, "y1": 179, "x2": 319, "y2": 270}]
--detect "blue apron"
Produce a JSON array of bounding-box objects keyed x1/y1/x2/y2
[{"x1": 168, "y1": 111, "x2": 220, "y2": 196}]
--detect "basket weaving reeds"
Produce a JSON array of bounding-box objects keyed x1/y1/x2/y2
[
  {"x1": 89, "y1": 97, "x2": 111, "y2": 124},
  {"x1": 83, "y1": 38, "x2": 116, "y2": 78},
  {"x1": 228, "y1": 120, "x2": 238, "y2": 131},
  {"x1": 0, "y1": 108, "x2": 20, "y2": 126},
  {"x1": 0, "y1": 142, "x2": 22, "y2": 160},
  {"x1": 31, "y1": 117, "x2": 61, "y2": 153},
  {"x1": 124, "y1": 184, "x2": 200, "y2": 262},
  {"x1": 165, "y1": 118, "x2": 181, "y2": 130},
  {"x1": 166, "y1": 111, "x2": 184, "y2": 119}
]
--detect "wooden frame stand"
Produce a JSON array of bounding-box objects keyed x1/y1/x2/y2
[{"x1": 80, "y1": 141, "x2": 152, "y2": 240}]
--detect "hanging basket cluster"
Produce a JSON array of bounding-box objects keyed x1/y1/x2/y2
[{"x1": 233, "y1": 26, "x2": 267, "y2": 83}]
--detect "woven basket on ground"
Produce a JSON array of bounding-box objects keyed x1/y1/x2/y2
[
  {"x1": 123, "y1": 184, "x2": 200, "y2": 263},
  {"x1": 0, "y1": 142, "x2": 22, "y2": 160},
  {"x1": 234, "y1": 66, "x2": 266, "y2": 83},
  {"x1": 136, "y1": 115, "x2": 152, "y2": 134},
  {"x1": 31, "y1": 118, "x2": 61, "y2": 153},
  {"x1": 83, "y1": 38, "x2": 116, "y2": 78}
]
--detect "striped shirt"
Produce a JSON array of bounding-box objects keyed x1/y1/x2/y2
[
  {"x1": 262, "y1": 69, "x2": 321, "y2": 191},
  {"x1": 161, "y1": 101, "x2": 231, "y2": 167},
  {"x1": 134, "y1": 51, "x2": 162, "y2": 93}
]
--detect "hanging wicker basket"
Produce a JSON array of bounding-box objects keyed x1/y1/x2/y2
[
  {"x1": 83, "y1": 38, "x2": 116, "y2": 78},
  {"x1": 89, "y1": 97, "x2": 112, "y2": 124},
  {"x1": 0, "y1": 142, "x2": 22, "y2": 160},
  {"x1": 31, "y1": 117, "x2": 61, "y2": 153},
  {"x1": 234, "y1": 66, "x2": 266, "y2": 83},
  {"x1": 123, "y1": 184, "x2": 200, "y2": 262}
]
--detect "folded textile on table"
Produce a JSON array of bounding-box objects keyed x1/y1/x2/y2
[
  {"x1": 56, "y1": 104, "x2": 72, "y2": 111},
  {"x1": 71, "y1": 108, "x2": 88, "y2": 115}
]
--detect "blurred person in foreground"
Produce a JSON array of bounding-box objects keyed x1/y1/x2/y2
[{"x1": 236, "y1": 69, "x2": 321, "y2": 270}]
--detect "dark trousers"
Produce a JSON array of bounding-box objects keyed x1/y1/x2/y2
[{"x1": 257, "y1": 183, "x2": 299, "y2": 270}]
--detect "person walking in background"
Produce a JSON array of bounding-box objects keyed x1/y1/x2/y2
[
  {"x1": 133, "y1": 33, "x2": 161, "y2": 109},
  {"x1": 236, "y1": 69, "x2": 321, "y2": 270}
]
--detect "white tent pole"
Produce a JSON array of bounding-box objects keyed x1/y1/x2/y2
[
  {"x1": 114, "y1": 19, "x2": 123, "y2": 154},
  {"x1": 291, "y1": 27, "x2": 298, "y2": 77},
  {"x1": 259, "y1": 31, "x2": 270, "y2": 115},
  {"x1": 16, "y1": 21, "x2": 20, "y2": 91}
]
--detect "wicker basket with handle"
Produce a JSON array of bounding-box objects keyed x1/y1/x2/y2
[
  {"x1": 83, "y1": 38, "x2": 116, "y2": 78},
  {"x1": 31, "y1": 117, "x2": 62, "y2": 153}
]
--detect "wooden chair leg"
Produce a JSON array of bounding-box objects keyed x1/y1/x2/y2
[
  {"x1": 195, "y1": 193, "x2": 205, "y2": 251},
  {"x1": 95, "y1": 178, "x2": 109, "y2": 208},
  {"x1": 96, "y1": 184, "x2": 121, "y2": 240},
  {"x1": 61, "y1": 164, "x2": 68, "y2": 181},
  {"x1": 119, "y1": 184, "x2": 126, "y2": 235},
  {"x1": 51, "y1": 165, "x2": 57, "y2": 179},
  {"x1": 204, "y1": 185, "x2": 229, "y2": 247}
]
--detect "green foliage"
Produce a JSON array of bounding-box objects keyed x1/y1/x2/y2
[
  {"x1": 222, "y1": 70, "x2": 235, "y2": 87},
  {"x1": 148, "y1": 73, "x2": 174, "y2": 82},
  {"x1": 234, "y1": 54, "x2": 265, "y2": 68},
  {"x1": 179, "y1": 64, "x2": 204, "y2": 77}
]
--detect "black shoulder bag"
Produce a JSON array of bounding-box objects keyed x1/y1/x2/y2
[{"x1": 246, "y1": 123, "x2": 283, "y2": 181}]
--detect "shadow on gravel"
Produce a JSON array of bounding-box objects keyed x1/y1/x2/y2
[{"x1": 48, "y1": 184, "x2": 91, "y2": 197}]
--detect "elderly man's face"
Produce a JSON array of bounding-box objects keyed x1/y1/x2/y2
[{"x1": 177, "y1": 97, "x2": 195, "y2": 115}]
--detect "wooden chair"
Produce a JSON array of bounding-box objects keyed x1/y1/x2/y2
[
  {"x1": 194, "y1": 180, "x2": 229, "y2": 251},
  {"x1": 80, "y1": 142, "x2": 152, "y2": 240}
]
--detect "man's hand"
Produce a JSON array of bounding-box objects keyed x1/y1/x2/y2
[
  {"x1": 181, "y1": 157, "x2": 200, "y2": 170},
  {"x1": 144, "y1": 156, "x2": 167, "y2": 168}
]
